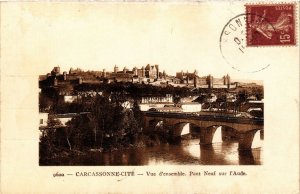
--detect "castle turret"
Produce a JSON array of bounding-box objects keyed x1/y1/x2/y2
[
  {"x1": 194, "y1": 76, "x2": 198, "y2": 88},
  {"x1": 51, "y1": 66, "x2": 60, "y2": 76},
  {"x1": 114, "y1": 65, "x2": 119, "y2": 73},
  {"x1": 133, "y1": 67, "x2": 138, "y2": 76},
  {"x1": 186, "y1": 70, "x2": 189, "y2": 84},
  {"x1": 155, "y1": 64, "x2": 159, "y2": 79},
  {"x1": 207, "y1": 74, "x2": 213, "y2": 88},
  {"x1": 223, "y1": 75, "x2": 228, "y2": 85},
  {"x1": 69, "y1": 68, "x2": 73, "y2": 75},
  {"x1": 103, "y1": 69, "x2": 107, "y2": 78},
  {"x1": 194, "y1": 69, "x2": 198, "y2": 76},
  {"x1": 63, "y1": 71, "x2": 67, "y2": 81},
  {"x1": 162, "y1": 70, "x2": 166, "y2": 79},
  {"x1": 226, "y1": 74, "x2": 231, "y2": 88},
  {"x1": 142, "y1": 66, "x2": 145, "y2": 77}
]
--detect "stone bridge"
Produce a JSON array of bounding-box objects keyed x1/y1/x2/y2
[{"x1": 143, "y1": 112, "x2": 264, "y2": 150}]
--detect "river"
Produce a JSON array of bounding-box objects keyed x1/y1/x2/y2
[{"x1": 58, "y1": 138, "x2": 263, "y2": 165}]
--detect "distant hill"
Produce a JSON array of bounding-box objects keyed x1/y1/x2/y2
[{"x1": 232, "y1": 79, "x2": 263, "y2": 86}]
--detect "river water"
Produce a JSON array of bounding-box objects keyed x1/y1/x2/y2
[{"x1": 59, "y1": 139, "x2": 262, "y2": 165}]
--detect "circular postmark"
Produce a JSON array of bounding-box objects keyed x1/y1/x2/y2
[{"x1": 220, "y1": 13, "x2": 273, "y2": 73}]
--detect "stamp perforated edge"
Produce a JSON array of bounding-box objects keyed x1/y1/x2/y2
[{"x1": 244, "y1": 1, "x2": 298, "y2": 47}]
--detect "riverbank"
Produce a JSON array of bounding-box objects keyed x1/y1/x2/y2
[{"x1": 40, "y1": 132, "x2": 186, "y2": 165}]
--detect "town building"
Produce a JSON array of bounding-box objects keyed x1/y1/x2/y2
[
  {"x1": 139, "y1": 94, "x2": 174, "y2": 111},
  {"x1": 180, "y1": 102, "x2": 202, "y2": 112},
  {"x1": 39, "y1": 113, "x2": 49, "y2": 127}
]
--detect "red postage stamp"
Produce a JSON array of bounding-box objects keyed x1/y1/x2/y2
[{"x1": 246, "y1": 3, "x2": 296, "y2": 46}]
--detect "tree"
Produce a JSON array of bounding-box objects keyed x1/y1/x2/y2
[
  {"x1": 39, "y1": 93, "x2": 53, "y2": 112},
  {"x1": 235, "y1": 90, "x2": 248, "y2": 113},
  {"x1": 216, "y1": 93, "x2": 227, "y2": 112},
  {"x1": 66, "y1": 115, "x2": 94, "y2": 150},
  {"x1": 39, "y1": 117, "x2": 63, "y2": 163},
  {"x1": 173, "y1": 95, "x2": 181, "y2": 104},
  {"x1": 86, "y1": 94, "x2": 127, "y2": 149},
  {"x1": 132, "y1": 100, "x2": 143, "y2": 129},
  {"x1": 251, "y1": 87, "x2": 264, "y2": 100},
  {"x1": 123, "y1": 110, "x2": 140, "y2": 144},
  {"x1": 194, "y1": 94, "x2": 208, "y2": 104},
  {"x1": 88, "y1": 95, "x2": 111, "y2": 147}
]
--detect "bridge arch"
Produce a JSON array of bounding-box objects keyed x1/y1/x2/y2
[
  {"x1": 205, "y1": 124, "x2": 239, "y2": 142},
  {"x1": 252, "y1": 129, "x2": 264, "y2": 148},
  {"x1": 147, "y1": 119, "x2": 165, "y2": 132},
  {"x1": 170, "y1": 122, "x2": 202, "y2": 137}
]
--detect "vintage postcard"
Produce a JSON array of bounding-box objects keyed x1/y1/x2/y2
[{"x1": 0, "y1": 1, "x2": 299, "y2": 193}]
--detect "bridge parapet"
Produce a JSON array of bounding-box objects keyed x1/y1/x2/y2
[{"x1": 143, "y1": 112, "x2": 263, "y2": 132}]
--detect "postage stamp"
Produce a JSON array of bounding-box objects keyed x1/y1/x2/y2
[{"x1": 246, "y1": 3, "x2": 296, "y2": 46}]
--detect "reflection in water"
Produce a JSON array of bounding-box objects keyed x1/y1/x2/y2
[
  {"x1": 58, "y1": 139, "x2": 263, "y2": 165},
  {"x1": 212, "y1": 126, "x2": 222, "y2": 143},
  {"x1": 180, "y1": 123, "x2": 190, "y2": 136},
  {"x1": 252, "y1": 130, "x2": 263, "y2": 148}
]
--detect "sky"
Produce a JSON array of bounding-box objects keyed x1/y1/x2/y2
[{"x1": 2, "y1": 2, "x2": 284, "y2": 81}]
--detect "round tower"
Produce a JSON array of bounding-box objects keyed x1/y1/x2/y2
[
  {"x1": 162, "y1": 70, "x2": 166, "y2": 79},
  {"x1": 63, "y1": 71, "x2": 67, "y2": 81},
  {"x1": 194, "y1": 69, "x2": 198, "y2": 76},
  {"x1": 142, "y1": 66, "x2": 145, "y2": 77},
  {"x1": 155, "y1": 64, "x2": 159, "y2": 79},
  {"x1": 207, "y1": 74, "x2": 213, "y2": 88},
  {"x1": 69, "y1": 67, "x2": 73, "y2": 75},
  {"x1": 194, "y1": 76, "x2": 198, "y2": 88},
  {"x1": 226, "y1": 74, "x2": 231, "y2": 88},
  {"x1": 114, "y1": 65, "x2": 119, "y2": 73},
  {"x1": 133, "y1": 67, "x2": 138, "y2": 76},
  {"x1": 103, "y1": 69, "x2": 106, "y2": 78},
  {"x1": 223, "y1": 75, "x2": 228, "y2": 85},
  {"x1": 186, "y1": 70, "x2": 189, "y2": 84}
]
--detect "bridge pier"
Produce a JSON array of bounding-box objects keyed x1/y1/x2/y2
[
  {"x1": 199, "y1": 126, "x2": 218, "y2": 145},
  {"x1": 238, "y1": 130, "x2": 259, "y2": 150},
  {"x1": 260, "y1": 129, "x2": 264, "y2": 140},
  {"x1": 167, "y1": 123, "x2": 189, "y2": 143}
]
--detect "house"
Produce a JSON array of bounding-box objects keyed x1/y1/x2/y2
[
  {"x1": 39, "y1": 113, "x2": 49, "y2": 127},
  {"x1": 139, "y1": 103, "x2": 174, "y2": 111},
  {"x1": 207, "y1": 93, "x2": 217, "y2": 103},
  {"x1": 139, "y1": 94, "x2": 174, "y2": 111},
  {"x1": 247, "y1": 95, "x2": 257, "y2": 101},
  {"x1": 64, "y1": 95, "x2": 81, "y2": 103},
  {"x1": 226, "y1": 93, "x2": 237, "y2": 102},
  {"x1": 181, "y1": 102, "x2": 202, "y2": 112}
]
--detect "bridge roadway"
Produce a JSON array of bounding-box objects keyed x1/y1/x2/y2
[
  {"x1": 143, "y1": 111, "x2": 264, "y2": 150},
  {"x1": 144, "y1": 111, "x2": 263, "y2": 126}
]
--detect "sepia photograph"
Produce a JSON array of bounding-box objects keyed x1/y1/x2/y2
[{"x1": 39, "y1": 65, "x2": 264, "y2": 166}]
